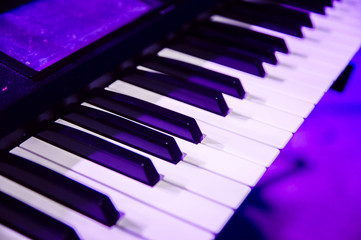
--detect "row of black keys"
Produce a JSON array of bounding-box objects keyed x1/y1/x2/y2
[{"x1": 0, "y1": 0, "x2": 338, "y2": 239}]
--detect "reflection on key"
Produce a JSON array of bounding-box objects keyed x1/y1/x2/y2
[
  {"x1": 63, "y1": 105, "x2": 183, "y2": 163},
  {"x1": 203, "y1": 21, "x2": 289, "y2": 53},
  {"x1": 122, "y1": 69, "x2": 229, "y2": 116},
  {"x1": 220, "y1": 2, "x2": 305, "y2": 37},
  {"x1": 142, "y1": 56, "x2": 246, "y2": 98},
  {"x1": 268, "y1": 0, "x2": 328, "y2": 14},
  {"x1": 188, "y1": 28, "x2": 278, "y2": 65},
  {"x1": 0, "y1": 153, "x2": 121, "y2": 226},
  {"x1": 171, "y1": 37, "x2": 266, "y2": 77},
  {"x1": 36, "y1": 123, "x2": 160, "y2": 186},
  {"x1": 0, "y1": 191, "x2": 80, "y2": 240},
  {"x1": 88, "y1": 90, "x2": 203, "y2": 143},
  {"x1": 231, "y1": 1, "x2": 313, "y2": 28}
]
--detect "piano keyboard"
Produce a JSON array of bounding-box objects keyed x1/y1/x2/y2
[{"x1": 1, "y1": 0, "x2": 361, "y2": 239}]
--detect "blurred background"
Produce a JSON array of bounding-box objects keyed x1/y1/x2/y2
[{"x1": 217, "y1": 49, "x2": 361, "y2": 240}]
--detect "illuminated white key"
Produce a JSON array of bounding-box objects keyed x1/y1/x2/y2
[
  {"x1": 224, "y1": 94, "x2": 304, "y2": 132},
  {"x1": 0, "y1": 225, "x2": 30, "y2": 240}
]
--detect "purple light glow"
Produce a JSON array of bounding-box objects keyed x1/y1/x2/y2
[
  {"x1": 217, "y1": 50, "x2": 361, "y2": 240},
  {"x1": 0, "y1": 0, "x2": 153, "y2": 71}
]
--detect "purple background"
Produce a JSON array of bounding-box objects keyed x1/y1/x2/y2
[
  {"x1": 217, "y1": 49, "x2": 361, "y2": 240},
  {"x1": 0, "y1": 0, "x2": 152, "y2": 71}
]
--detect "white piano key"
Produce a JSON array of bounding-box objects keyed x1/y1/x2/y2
[
  {"x1": 198, "y1": 121, "x2": 279, "y2": 167},
  {"x1": 82, "y1": 102, "x2": 279, "y2": 167},
  {"x1": 224, "y1": 94, "x2": 304, "y2": 132},
  {"x1": 0, "y1": 224, "x2": 30, "y2": 240},
  {"x1": 19, "y1": 137, "x2": 234, "y2": 234},
  {"x1": 158, "y1": 48, "x2": 315, "y2": 117},
  {"x1": 262, "y1": 63, "x2": 336, "y2": 92},
  {"x1": 178, "y1": 140, "x2": 266, "y2": 186},
  {"x1": 310, "y1": 14, "x2": 361, "y2": 39},
  {"x1": 243, "y1": 83, "x2": 314, "y2": 118},
  {"x1": 108, "y1": 81, "x2": 293, "y2": 148},
  {"x1": 274, "y1": 52, "x2": 342, "y2": 89},
  {"x1": 11, "y1": 147, "x2": 215, "y2": 240},
  {"x1": 54, "y1": 118, "x2": 254, "y2": 207},
  {"x1": 303, "y1": 25, "x2": 361, "y2": 49},
  {"x1": 0, "y1": 176, "x2": 142, "y2": 240},
  {"x1": 329, "y1": 2, "x2": 361, "y2": 21}
]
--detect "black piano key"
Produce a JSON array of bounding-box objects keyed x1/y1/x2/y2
[
  {"x1": 169, "y1": 40, "x2": 265, "y2": 77},
  {"x1": 179, "y1": 34, "x2": 266, "y2": 76},
  {"x1": 201, "y1": 21, "x2": 289, "y2": 54},
  {"x1": 220, "y1": 2, "x2": 305, "y2": 38},
  {"x1": 269, "y1": 0, "x2": 327, "y2": 14},
  {"x1": 0, "y1": 191, "x2": 80, "y2": 240},
  {"x1": 88, "y1": 90, "x2": 203, "y2": 144},
  {"x1": 232, "y1": 1, "x2": 313, "y2": 28},
  {"x1": 63, "y1": 106, "x2": 182, "y2": 164},
  {"x1": 0, "y1": 154, "x2": 121, "y2": 227},
  {"x1": 36, "y1": 123, "x2": 160, "y2": 186},
  {"x1": 188, "y1": 29, "x2": 278, "y2": 65},
  {"x1": 142, "y1": 56, "x2": 246, "y2": 98},
  {"x1": 121, "y1": 69, "x2": 230, "y2": 116}
]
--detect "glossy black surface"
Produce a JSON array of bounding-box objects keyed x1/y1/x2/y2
[
  {"x1": 200, "y1": 21, "x2": 288, "y2": 54},
  {"x1": 0, "y1": 191, "x2": 80, "y2": 240},
  {"x1": 121, "y1": 69, "x2": 230, "y2": 116},
  {"x1": 36, "y1": 123, "x2": 160, "y2": 186},
  {"x1": 142, "y1": 56, "x2": 246, "y2": 97},
  {"x1": 63, "y1": 106, "x2": 183, "y2": 163},
  {"x1": 220, "y1": 2, "x2": 306, "y2": 38},
  {"x1": 169, "y1": 40, "x2": 265, "y2": 77},
  {"x1": 88, "y1": 90, "x2": 203, "y2": 143},
  {"x1": 0, "y1": 153, "x2": 121, "y2": 226},
  {"x1": 268, "y1": 0, "x2": 328, "y2": 14},
  {"x1": 190, "y1": 25, "x2": 278, "y2": 65}
]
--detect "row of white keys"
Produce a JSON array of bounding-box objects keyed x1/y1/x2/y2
[
  {"x1": 208, "y1": 3, "x2": 361, "y2": 90},
  {"x1": 107, "y1": 81, "x2": 293, "y2": 148},
  {"x1": 82, "y1": 102, "x2": 279, "y2": 168},
  {"x1": 159, "y1": 48, "x2": 325, "y2": 104},
  {"x1": 210, "y1": 13, "x2": 360, "y2": 78},
  {"x1": 55, "y1": 118, "x2": 255, "y2": 205},
  {"x1": 158, "y1": 48, "x2": 315, "y2": 117},
  {"x1": 192, "y1": 23, "x2": 356, "y2": 97},
  {"x1": 158, "y1": 48, "x2": 314, "y2": 118},
  {"x1": 10, "y1": 147, "x2": 215, "y2": 240},
  {"x1": 213, "y1": 15, "x2": 357, "y2": 76},
  {"x1": 18, "y1": 137, "x2": 234, "y2": 234},
  {"x1": 0, "y1": 175, "x2": 142, "y2": 240}
]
